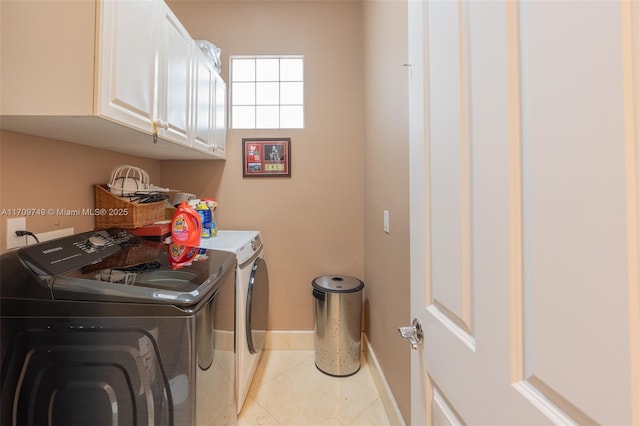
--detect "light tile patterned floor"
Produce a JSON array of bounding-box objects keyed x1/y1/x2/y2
[{"x1": 239, "y1": 350, "x2": 392, "y2": 426}]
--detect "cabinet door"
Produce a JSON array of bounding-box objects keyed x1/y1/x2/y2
[
  {"x1": 97, "y1": 0, "x2": 155, "y2": 133},
  {"x1": 157, "y1": 1, "x2": 191, "y2": 147},
  {"x1": 213, "y1": 74, "x2": 227, "y2": 158},
  {"x1": 192, "y1": 48, "x2": 216, "y2": 153}
]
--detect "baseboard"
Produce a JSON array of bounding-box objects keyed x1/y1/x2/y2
[
  {"x1": 265, "y1": 330, "x2": 314, "y2": 350},
  {"x1": 362, "y1": 334, "x2": 406, "y2": 426},
  {"x1": 265, "y1": 330, "x2": 405, "y2": 425}
]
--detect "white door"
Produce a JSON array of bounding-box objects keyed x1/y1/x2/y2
[{"x1": 407, "y1": 1, "x2": 640, "y2": 424}]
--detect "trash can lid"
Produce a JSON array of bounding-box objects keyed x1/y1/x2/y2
[{"x1": 312, "y1": 275, "x2": 364, "y2": 293}]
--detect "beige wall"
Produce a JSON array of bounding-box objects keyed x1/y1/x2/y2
[
  {"x1": 0, "y1": 130, "x2": 162, "y2": 251},
  {"x1": 363, "y1": 0, "x2": 411, "y2": 421},
  {"x1": 165, "y1": 0, "x2": 365, "y2": 331}
]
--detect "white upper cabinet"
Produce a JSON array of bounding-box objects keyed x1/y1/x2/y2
[
  {"x1": 98, "y1": 0, "x2": 156, "y2": 134},
  {"x1": 192, "y1": 48, "x2": 217, "y2": 153},
  {"x1": 156, "y1": 1, "x2": 192, "y2": 148},
  {"x1": 214, "y1": 74, "x2": 228, "y2": 157},
  {"x1": 0, "y1": 0, "x2": 226, "y2": 160},
  {"x1": 191, "y1": 47, "x2": 227, "y2": 156}
]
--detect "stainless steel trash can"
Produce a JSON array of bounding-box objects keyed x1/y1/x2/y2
[{"x1": 312, "y1": 275, "x2": 364, "y2": 377}]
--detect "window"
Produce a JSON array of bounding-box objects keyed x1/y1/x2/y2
[{"x1": 230, "y1": 56, "x2": 304, "y2": 129}]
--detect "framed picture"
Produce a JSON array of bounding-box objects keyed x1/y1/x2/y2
[{"x1": 242, "y1": 138, "x2": 291, "y2": 177}]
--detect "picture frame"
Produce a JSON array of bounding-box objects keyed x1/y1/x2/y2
[{"x1": 242, "y1": 138, "x2": 291, "y2": 177}]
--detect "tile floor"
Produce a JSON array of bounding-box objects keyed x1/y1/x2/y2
[{"x1": 238, "y1": 350, "x2": 392, "y2": 426}]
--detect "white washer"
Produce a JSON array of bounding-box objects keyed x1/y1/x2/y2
[{"x1": 199, "y1": 230, "x2": 269, "y2": 414}]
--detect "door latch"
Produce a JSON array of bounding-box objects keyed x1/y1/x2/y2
[{"x1": 398, "y1": 318, "x2": 424, "y2": 350}]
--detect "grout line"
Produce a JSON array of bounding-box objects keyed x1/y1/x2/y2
[
  {"x1": 253, "y1": 332, "x2": 401, "y2": 425},
  {"x1": 348, "y1": 398, "x2": 391, "y2": 426},
  {"x1": 242, "y1": 347, "x2": 392, "y2": 426}
]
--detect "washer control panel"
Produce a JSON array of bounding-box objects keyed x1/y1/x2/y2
[
  {"x1": 18, "y1": 229, "x2": 140, "y2": 276},
  {"x1": 250, "y1": 235, "x2": 262, "y2": 251}
]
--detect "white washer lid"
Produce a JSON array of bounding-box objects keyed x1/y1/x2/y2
[{"x1": 198, "y1": 230, "x2": 261, "y2": 264}]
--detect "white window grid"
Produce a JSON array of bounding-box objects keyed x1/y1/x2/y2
[{"x1": 230, "y1": 55, "x2": 304, "y2": 129}]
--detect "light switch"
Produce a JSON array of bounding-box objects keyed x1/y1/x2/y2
[{"x1": 383, "y1": 210, "x2": 390, "y2": 234}]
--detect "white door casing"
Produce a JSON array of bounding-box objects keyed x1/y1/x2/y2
[{"x1": 408, "y1": 1, "x2": 640, "y2": 424}]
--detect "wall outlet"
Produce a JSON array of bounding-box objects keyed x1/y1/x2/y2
[
  {"x1": 383, "y1": 210, "x2": 390, "y2": 234},
  {"x1": 6, "y1": 217, "x2": 27, "y2": 249}
]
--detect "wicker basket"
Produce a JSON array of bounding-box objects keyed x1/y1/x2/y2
[{"x1": 95, "y1": 184, "x2": 165, "y2": 229}]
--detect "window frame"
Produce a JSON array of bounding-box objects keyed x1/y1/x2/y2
[{"x1": 229, "y1": 55, "x2": 305, "y2": 130}]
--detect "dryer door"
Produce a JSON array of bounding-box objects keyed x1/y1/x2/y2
[{"x1": 246, "y1": 257, "x2": 269, "y2": 354}]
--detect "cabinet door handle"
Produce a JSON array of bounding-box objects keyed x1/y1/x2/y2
[
  {"x1": 153, "y1": 121, "x2": 158, "y2": 144},
  {"x1": 152, "y1": 120, "x2": 168, "y2": 142}
]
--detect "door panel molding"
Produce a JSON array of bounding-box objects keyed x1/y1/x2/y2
[
  {"x1": 508, "y1": 1, "x2": 635, "y2": 423},
  {"x1": 506, "y1": 2, "x2": 594, "y2": 423},
  {"x1": 525, "y1": 376, "x2": 597, "y2": 425},
  {"x1": 506, "y1": 0, "x2": 525, "y2": 386},
  {"x1": 427, "y1": 0, "x2": 474, "y2": 340},
  {"x1": 622, "y1": 1, "x2": 640, "y2": 424},
  {"x1": 428, "y1": 376, "x2": 465, "y2": 426},
  {"x1": 428, "y1": 303, "x2": 475, "y2": 351},
  {"x1": 506, "y1": 2, "x2": 582, "y2": 423},
  {"x1": 458, "y1": 0, "x2": 473, "y2": 333},
  {"x1": 511, "y1": 380, "x2": 588, "y2": 426}
]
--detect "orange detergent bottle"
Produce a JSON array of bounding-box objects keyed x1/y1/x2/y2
[{"x1": 171, "y1": 201, "x2": 202, "y2": 246}]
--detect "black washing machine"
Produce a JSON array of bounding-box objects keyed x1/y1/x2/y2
[{"x1": 0, "y1": 229, "x2": 236, "y2": 426}]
